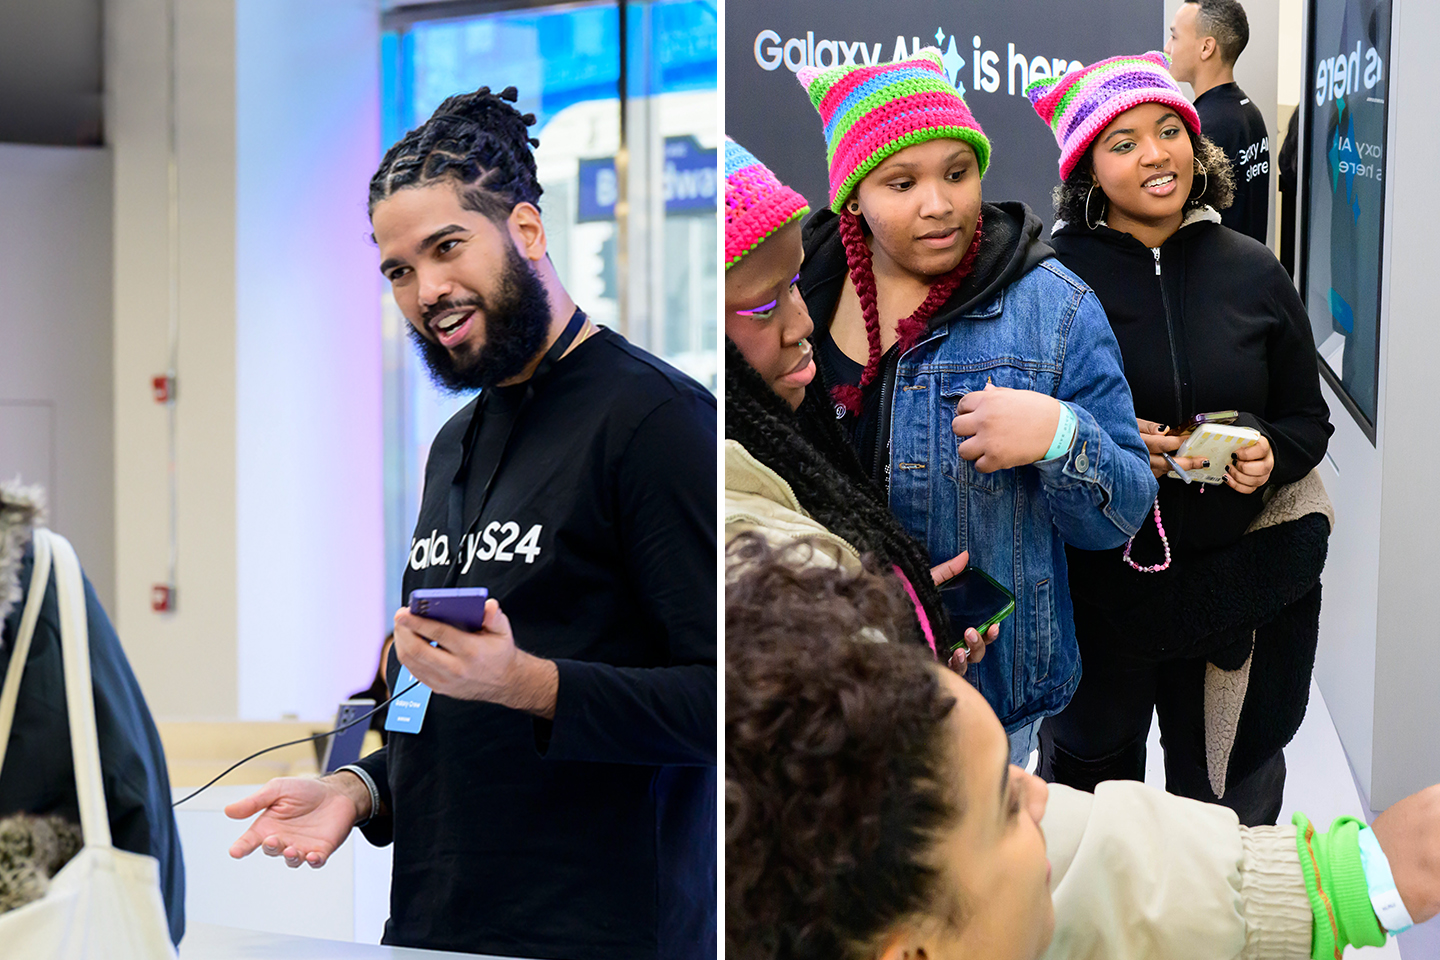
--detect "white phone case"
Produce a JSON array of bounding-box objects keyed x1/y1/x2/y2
[{"x1": 1168, "y1": 423, "x2": 1262, "y2": 484}]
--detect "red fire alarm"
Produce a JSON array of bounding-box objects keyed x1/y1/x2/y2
[
  {"x1": 151, "y1": 584, "x2": 175, "y2": 612},
  {"x1": 152, "y1": 375, "x2": 175, "y2": 403}
]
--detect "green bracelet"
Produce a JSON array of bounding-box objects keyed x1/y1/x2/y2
[{"x1": 1293, "y1": 813, "x2": 1387, "y2": 959}]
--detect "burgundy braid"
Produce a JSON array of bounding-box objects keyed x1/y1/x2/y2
[
  {"x1": 834, "y1": 210, "x2": 882, "y2": 416},
  {"x1": 831, "y1": 211, "x2": 985, "y2": 416}
]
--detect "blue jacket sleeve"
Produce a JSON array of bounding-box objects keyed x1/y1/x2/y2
[
  {"x1": 1033, "y1": 290, "x2": 1158, "y2": 549},
  {"x1": 541, "y1": 393, "x2": 717, "y2": 767}
]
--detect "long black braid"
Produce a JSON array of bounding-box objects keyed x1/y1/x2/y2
[
  {"x1": 725, "y1": 339, "x2": 952, "y2": 651},
  {"x1": 369, "y1": 85, "x2": 542, "y2": 219}
]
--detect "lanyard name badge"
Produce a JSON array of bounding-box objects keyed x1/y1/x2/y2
[{"x1": 386, "y1": 308, "x2": 588, "y2": 736}]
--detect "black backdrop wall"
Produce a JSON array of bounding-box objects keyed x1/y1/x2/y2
[{"x1": 726, "y1": 1, "x2": 1163, "y2": 226}]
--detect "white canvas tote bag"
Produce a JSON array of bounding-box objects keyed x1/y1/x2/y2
[{"x1": 0, "y1": 529, "x2": 177, "y2": 958}]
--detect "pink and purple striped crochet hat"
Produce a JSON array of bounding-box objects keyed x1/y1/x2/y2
[
  {"x1": 797, "y1": 48, "x2": 990, "y2": 213},
  {"x1": 1025, "y1": 52, "x2": 1201, "y2": 181},
  {"x1": 725, "y1": 137, "x2": 810, "y2": 270}
]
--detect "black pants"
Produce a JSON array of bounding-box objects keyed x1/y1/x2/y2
[{"x1": 1039, "y1": 601, "x2": 1286, "y2": 827}]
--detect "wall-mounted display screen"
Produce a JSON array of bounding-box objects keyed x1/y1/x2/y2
[{"x1": 1301, "y1": 0, "x2": 1390, "y2": 440}]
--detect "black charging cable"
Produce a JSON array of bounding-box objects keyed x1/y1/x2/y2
[{"x1": 171, "y1": 679, "x2": 420, "y2": 808}]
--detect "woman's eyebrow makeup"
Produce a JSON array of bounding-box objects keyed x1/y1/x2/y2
[{"x1": 733, "y1": 273, "x2": 800, "y2": 315}]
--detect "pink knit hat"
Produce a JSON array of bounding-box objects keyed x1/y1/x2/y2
[
  {"x1": 724, "y1": 137, "x2": 810, "y2": 270},
  {"x1": 1025, "y1": 52, "x2": 1201, "y2": 181},
  {"x1": 797, "y1": 48, "x2": 990, "y2": 213}
]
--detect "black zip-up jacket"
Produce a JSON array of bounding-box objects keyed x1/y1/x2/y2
[
  {"x1": 1052, "y1": 211, "x2": 1333, "y2": 603},
  {"x1": 799, "y1": 201, "x2": 1052, "y2": 484}
]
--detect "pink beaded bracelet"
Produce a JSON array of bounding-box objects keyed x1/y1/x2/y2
[{"x1": 1122, "y1": 501, "x2": 1172, "y2": 573}]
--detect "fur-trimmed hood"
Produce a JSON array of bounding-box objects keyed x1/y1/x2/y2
[{"x1": 0, "y1": 481, "x2": 45, "y2": 635}]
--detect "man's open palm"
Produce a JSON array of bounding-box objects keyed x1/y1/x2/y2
[{"x1": 225, "y1": 777, "x2": 359, "y2": 869}]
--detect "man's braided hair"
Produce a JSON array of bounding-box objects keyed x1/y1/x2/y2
[{"x1": 369, "y1": 85, "x2": 542, "y2": 219}]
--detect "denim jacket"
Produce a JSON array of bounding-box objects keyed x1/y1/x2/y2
[{"x1": 802, "y1": 203, "x2": 1157, "y2": 731}]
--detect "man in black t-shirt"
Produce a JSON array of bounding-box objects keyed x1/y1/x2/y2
[
  {"x1": 1167, "y1": 0, "x2": 1273, "y2": 245},
  {"x1": 225, "y1": 86, "x2": 716, "y2": 960}
]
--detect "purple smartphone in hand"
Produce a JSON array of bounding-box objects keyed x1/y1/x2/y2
[{"x1": 409, "y1": 587, "x2": 490, "y2": 632}]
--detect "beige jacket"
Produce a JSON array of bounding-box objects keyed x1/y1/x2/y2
[
  {"x1": 727, "y1": 440, "x2": 1322, "y2": 958},
  {"x1": 723, "y1": 439, "x2": 863, "y2": 577},
  {"x1": 1044, "y1": 781, "x2": 1314, "y2": 959}
]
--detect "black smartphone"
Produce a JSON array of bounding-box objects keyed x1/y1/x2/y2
[{"x1": 938, "y1": 567, "x2": 1016, "y2": 656}]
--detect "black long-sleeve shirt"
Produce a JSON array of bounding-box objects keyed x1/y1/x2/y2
[
  {"x1": 1053, "y1": 214, "x2": 1332, "y2": 603},
  {"x1": 354, "y1": 327, "x2": 716, "y2": 959}
]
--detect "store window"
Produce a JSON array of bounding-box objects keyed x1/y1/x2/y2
[{"x1": 380, "y1": 0, "x2": 717, "y2": 608}]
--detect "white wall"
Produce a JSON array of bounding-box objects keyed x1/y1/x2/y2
[
  {"x1": 235, "y1": 0, "x2": 384, "y2": 719},
  {"x1": 110, "y1": 0, "x2": 241, "y2": 718},
  {"x1": 1303, "y1": 0, "x2": 1440, "y2": 814},
  {"x1": 108, "y1": 0, "x2": 384, "y2": 720},
  {"x1": 0, "y1": 144, "x2": 115, "y2": 609},
  {"x1": 1363, "y1": 0, "x2": 1440, "y2": 810}
]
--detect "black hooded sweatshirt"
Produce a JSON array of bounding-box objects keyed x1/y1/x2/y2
[
  {"x1": 1051, "y1": 212, "x2": 1333, "y2": 605},
  {"x1": 798, "y1": 201, "x2": 1053, "y2": 485}
]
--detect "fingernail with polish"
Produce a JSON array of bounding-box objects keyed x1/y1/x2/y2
[{"x1": 1202, "y1": 459, "x2": 1210, "y2": 468}]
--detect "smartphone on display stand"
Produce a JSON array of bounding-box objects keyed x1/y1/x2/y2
[
  {"x1": 320, "y1": 698, "x2": 376, "y2": 773},
  {"x1": 938, "y1": 567, "x2": 1016, "y2": 658},
  {"x1": 409, "y1": 587, "x2": 490, "y2": 632}
]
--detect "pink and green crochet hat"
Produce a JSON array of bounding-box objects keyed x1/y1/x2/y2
[
  {"x1": 1025, "y1": 52, "x2": 1201, "y2": 181},
  {"x1": 796, "y1": 48, "x2": 990, "y2": 213},
  {"x1": 725, "y1": 137, "x2": 810, "y2": 270}
]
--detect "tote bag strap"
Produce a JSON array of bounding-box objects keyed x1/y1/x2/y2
[
  {"x1": 0, "y1": 525, "x2": 54, "y2": 775},
  {"x1": 47, "y1": 530, "x2": 113, "y2": 849}
]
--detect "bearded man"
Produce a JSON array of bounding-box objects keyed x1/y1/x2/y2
[{"x1": 225, "y1": 86, "x2": 716, "y2": 960}]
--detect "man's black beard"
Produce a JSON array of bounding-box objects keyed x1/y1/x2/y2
[{"x1": 407, "y1": 243, "x2": 553, "y2": 393}]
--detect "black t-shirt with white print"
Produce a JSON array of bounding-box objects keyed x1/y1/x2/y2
[
  {"x1": 354, "y1": 326, "x2": 717, "y2": 960},
  {"x1": 1196, "y1": 82, "x2": 1272, "y2": 244}
]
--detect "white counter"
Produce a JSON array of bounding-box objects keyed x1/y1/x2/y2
[
  {"x1": 178, "y1": 923, "x2": 526, "y2": 959},
  {"x1": 173, "y1": 784, "x2": 392, "y2": 943}
]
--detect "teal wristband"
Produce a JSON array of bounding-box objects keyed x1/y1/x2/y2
[
  {"x1": 1042, "y1": 402, "x2": 1078, "y2": 462},
  {"x1": 1358, "y1": 825, "x2": 1413, "y2": 934}
]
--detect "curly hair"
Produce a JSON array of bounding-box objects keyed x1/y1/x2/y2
[
  {"x1": 724, "y1": 338, "x2": 950, "y2": 648},
  {"x1": 369, "y1": 85, "x2": 543, "y2": 219},
  {"x1": 1052, "y1": 131, "x2": 1235, "y2": 227},
  {"x1": 726, "y1": 536, "x2": 963, "y2": 960}
]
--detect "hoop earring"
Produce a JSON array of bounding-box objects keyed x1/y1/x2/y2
[
  {"x1": 1189, "y1": 159, "x2": 1208, "y2": 203},
  {"x1": 1084, "y1": 181, "x2": 1104, "y2": 231}
]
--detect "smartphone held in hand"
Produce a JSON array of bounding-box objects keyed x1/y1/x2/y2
[
  {"x1": 1165, "y1": 410, "x2": 1239, "y2": 436},
  {"x1": 938, "y1": 567, "x2": 1016, "y2": 657},
  {"x1": 409, "y1": 587, "x2": 490, "y2": 632},
  {"x1": 1169, "y1": 423, "x2": 1263, "y2": 484}
]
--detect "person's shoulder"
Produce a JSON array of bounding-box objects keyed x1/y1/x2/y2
[
  {"x1": 431, "y1": 398, "x2": 477, "y2": 455},
  {"x1": 1194, "y1": 222, "x2": 1291, "y2": 284},
  {"x1": 581, "y1": 329, "x2": 716, "y2": 415},
  {"x1": 1016, "y1": 256, "x2": 1092, "y2": 299},
  {"x1": 1195, "y1": 85, "x2": 1244, "y2": 122}
]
